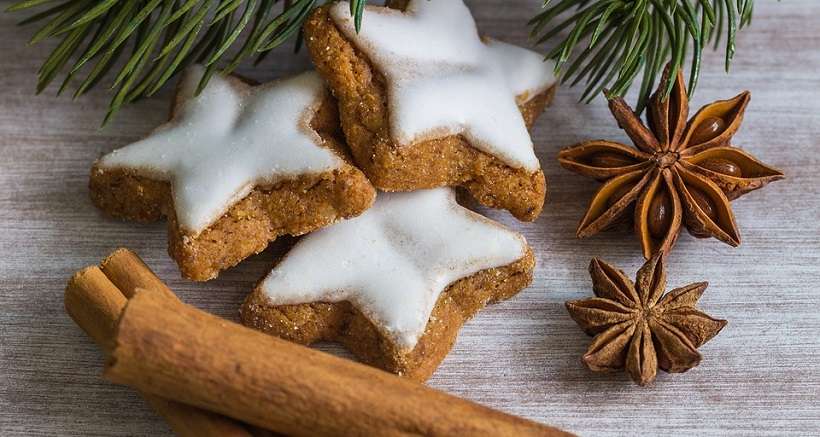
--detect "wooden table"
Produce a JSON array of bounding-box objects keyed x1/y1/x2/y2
[{"x1": 2, "y1": 1, "x2": 818, "y2": 435}]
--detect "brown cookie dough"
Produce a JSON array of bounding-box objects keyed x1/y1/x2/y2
[
  {"x1": 90, "y1": 75, "x2": 376, "y2": 281},
  {"x1": 240, "y1": 247, "x2": 534, "y2": 382},
  {"x1": 304, "y1": 5, "x2": 555, "y2": 221}
]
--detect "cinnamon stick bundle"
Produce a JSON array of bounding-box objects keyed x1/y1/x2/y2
[
  {"x1": 65, "y1": 249, "x2": 254, "y2": 437},
  {"x1": 95, "y1": 261, "x2": 569, "y2": 436},
  {"x1": 69, "y1": 248, "x2": 569, "y2": 436}
]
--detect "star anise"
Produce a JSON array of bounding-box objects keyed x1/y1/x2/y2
[
  {"x1": 558, "y1": 66, "x2": 784, "y2": 258},
  {"x1": 566, "y1": 255, "x2": 727, "y2": 386}
]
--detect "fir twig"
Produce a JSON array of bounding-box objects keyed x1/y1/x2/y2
[
  {"x1": 7, "y1": 0, "x2": 757, "y2": 123},
  {"x1": 6, "y1": 0, "x2": 367, "y2": 125},
  {"x1": 529, "y1": 0, "x2": 756, "y2": 113}
]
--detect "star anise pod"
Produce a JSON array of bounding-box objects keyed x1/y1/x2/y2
[
  {"x1": 558, "y1": 66, "x2": 784, "y2": 258},
  {"x1": 566, "y1": 255, "x2": 727, "y2": 386}
]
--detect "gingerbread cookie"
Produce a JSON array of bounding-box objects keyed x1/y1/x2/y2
[
  {"x1": 241, "y1": 188, "x2": 534, "y2": 381},
  {"x1": 90, "y1": 67, "x2": 375, "y2": 281},
  {"x1": 304, "y1": 0, "x2": 557, "y2": 221}
]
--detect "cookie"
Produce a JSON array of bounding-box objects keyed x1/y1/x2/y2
[
  {"x1": 303, "y1": 0, "x2": 557, "y2": 221},
  {"x1": 90, "y1": 67, "x2": 375, "y2": 281},
  {"x1": 240, "y1": 188, "x2": 534, "y2": 381}
]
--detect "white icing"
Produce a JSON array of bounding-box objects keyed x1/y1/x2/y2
[
  {"x1": 259, "y1": 188, "x2": 527, "y2": 350},
  {"x1": 330, "y1": 0, "x2": 557, "y2": 172},
  {"x1": 99, "y1": 66, "x2": 343, "y2": 234}
]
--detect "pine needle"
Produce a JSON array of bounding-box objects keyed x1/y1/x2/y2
[
  {"x1": 529, "y1": 0, "x2": 756, "y2": 112},
  {"x1": 7, "y1": 0, "x2": 757, "y2": 123},
  {"x1": 8, "y1": 0, "x2": 367, "y2": 125}
]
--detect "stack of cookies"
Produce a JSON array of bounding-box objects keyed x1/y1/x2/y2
[{"x1": 91, "y1": 0, "x2": 557, "y2": 381}]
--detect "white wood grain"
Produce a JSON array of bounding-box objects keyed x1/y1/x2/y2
[{"x1": 1, "y1": 1, "x2": 819, "y2": 436}]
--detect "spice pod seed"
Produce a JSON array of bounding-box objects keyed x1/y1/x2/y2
[
  {"x1": 690, "y1": 189, "x2": 717, "y2": 220},
  {"x1": 648, "y1": 191, "x2": 672, "y2": 239},
  {"x1": 690, "y1": 116, "x2": 726, "y2": 145},
  {"x1": 700, "y1": 157, "x2": 742, "y2": 178},
  {"x1": 688, "y1": 188, "x2": 718, "y2": 238},
  {"x1": 587, "y1": 152, "x2": 636, "y2": 168}
]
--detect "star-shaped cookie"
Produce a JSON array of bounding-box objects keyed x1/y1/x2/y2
[
  {"x1": 90, "y1": 67, "x2": 375, "y2": 280},
  {"x1": 241, "y1": 188, "x2": 535, "y2": 381},
  {"x1": 304, "y1": 0, "x2": 557, "y2": 221}
]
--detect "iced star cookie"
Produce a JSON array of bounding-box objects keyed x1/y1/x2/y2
[
  {"x1": 90, "y1": 67, "x2": 375, "y2": 281},
  {"x1": 240, "y1": 188, "x2": 534, "y2": 381},
  {"x1": 304, "y1": 0, "x2": 557, "y2": 221}
]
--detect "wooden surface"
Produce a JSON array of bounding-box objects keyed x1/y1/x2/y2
[{"x1": 1, "y1": 1, "x2": 818, "y2": 435}]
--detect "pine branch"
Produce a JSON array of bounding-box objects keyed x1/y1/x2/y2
[
  {"x1": 529, "y1": 0, "x2": 756, "y2": 113},
  {"x1": 7, "y1": 0, "x2": 366, "y2": 125},
  {"x1": 7, "y1": 0, "x2": 757, "y2": 123}
]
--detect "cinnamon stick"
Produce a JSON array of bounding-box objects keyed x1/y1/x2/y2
[
  {"x1": 99, "y1": 249, "x2": 176, "y2": 300},
  {"x1": 65, "y1": 266, "x2": 126, "y2": 351},
  {"x1": 105, "y1": 289, "x2": 571, "y2": 436},
  {"x1": 65, "y1": 249, "x2": 253, "y2": 437}
]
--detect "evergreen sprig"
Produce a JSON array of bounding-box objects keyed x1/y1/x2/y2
[
  {"x1": 529, "y1": 0, "x2": 755, "y2": 113},
  {"x1": 6, "y1": 0, "x2": 366, "y2": 124},
  {"x1": 7, "y1": 0, "x2": 756, "y2": 123}
]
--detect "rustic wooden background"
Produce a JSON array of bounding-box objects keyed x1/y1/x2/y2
[{"x1": 1, "y1": 1, "x2": 818, "y2": 435}]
